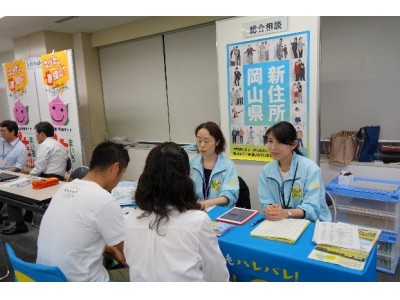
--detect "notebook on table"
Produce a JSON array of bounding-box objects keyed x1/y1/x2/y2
[{"x1": 0, "y1": 172, "x2": 19, "y2": 182}]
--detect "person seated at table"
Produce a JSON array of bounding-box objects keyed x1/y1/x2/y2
[
  {"x1": 190, "y1": 121, "x2": 239, "y2": 211},
  {"x1": 36, "y1": 141, "x2": 130, "y2": 281},
  {"x1": 0, "y1": 120, "x2": 28, "y2": 228},
  {"x1": 124, "y1": 142, "x2": 229, "y2": 282},
  {"x1": 258, "y1": 121, "x2": 331, "y2": 222},
  {"x1": 2, "y1": 121, "x2": 69, "y2": 235},
  {"x1": 29, "y1": 121, "x2": 68, "y2": 180}
]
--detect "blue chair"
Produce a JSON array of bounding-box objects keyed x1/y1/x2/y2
[{"x1": 5, "y1": 243, "x2": 67, "y2": 282}]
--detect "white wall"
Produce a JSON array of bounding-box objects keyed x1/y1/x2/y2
[
  {"x1": 216, "y1": 16, "x2": 320, "y2": 211},
  {"x1": 0, "y1": 51, "x2": 15, "y2": 121},
  {"x1": 320, "y1": 16, "x2": 400, "y2": 141}
]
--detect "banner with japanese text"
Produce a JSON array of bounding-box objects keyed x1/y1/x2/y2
[
  {"x1": 2, "y1": 58, "x2": 42, "y2": 164},
  {"x1": 227, "y1": 31, "x2": 310, "y2": 162},
  {"x1": 35, "y1": 50, "x2": 83, "y2": 168}
]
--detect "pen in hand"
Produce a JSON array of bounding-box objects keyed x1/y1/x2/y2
[{"x1": 250, "y1": 217, "x2": 266, "y2": 227}]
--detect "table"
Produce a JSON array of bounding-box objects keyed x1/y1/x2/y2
[
  {"x1": 0, "y1": 171, "x2": 65, "y2": 214},
  {"x1": 209, "y1": 206, "x2": 377, "y2": 282}
]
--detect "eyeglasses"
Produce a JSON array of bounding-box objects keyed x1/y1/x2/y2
[{"x1": 196, "y1": 139, "x2": 211, "y2": 145}]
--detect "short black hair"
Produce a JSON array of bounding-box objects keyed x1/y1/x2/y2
[
  {"x1": 195, "y1": 121, "x2": 226, "y2": 154},
  {"x1": 34, "y1": 121, "x2": 54, "y2": 137},
  {"x1": 0, "y1": 120, "x2": 18, "y2": 137},
  {"x1": 89, "y1": 141, "x2": 130, "y2": 174},
  {"x1": 135, "y1": 142, "x2": 198, "y2": 234},
  {"x1": 266, "y1": 121, "x2": 303, "y2": 156}
]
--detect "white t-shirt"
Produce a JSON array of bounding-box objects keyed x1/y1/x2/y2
[
  {"x1": 36, "y1": 179, "x2": 124, "y2": 282},
  {"x1": 124, "y1": 208, "x2": 229, "y2": 282}
]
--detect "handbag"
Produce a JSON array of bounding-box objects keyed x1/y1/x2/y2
[
  {"x1": 357, "y1": 126, "x2": 380, "y2": 162},
  {"x1": 328, "y1": 130, "x2": 358, "y2": 165}
]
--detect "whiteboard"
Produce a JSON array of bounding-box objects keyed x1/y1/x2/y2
[
  {"x1": 99, "y1": 36, "x2": 170, "y2": 142},
  {"x1": 164, "y1": 24, "x2": 220, "y2": 144},
  {"x1": 320, "y1": 16, "x2": 400, "y2": 141},
  {"x1": 99, "y1": 23, "x2": 220, "y2": 144}
]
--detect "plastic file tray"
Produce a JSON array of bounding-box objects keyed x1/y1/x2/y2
[
  {"x1": 377, "y1": 252, "x2": 399, "y2": 274},
  {"x1": 326, "y1": 177, "x2": 400, "y2": 233},
  {"x1": 326, "y1": 177, "x2": 400, "y2": 202},
  {"x1": 376, "y1": 231, "x2": 399, "y2": 274}
]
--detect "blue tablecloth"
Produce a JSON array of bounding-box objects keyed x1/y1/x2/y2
[{"x1": 209, "y1": 206, "x2": 377, "y2": 282}]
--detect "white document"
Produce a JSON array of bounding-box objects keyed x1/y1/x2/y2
[{"x1": 312, "y1": 221, "x2": 360, "y2": 249}]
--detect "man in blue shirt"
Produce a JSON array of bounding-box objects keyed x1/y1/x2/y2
[{"x1": 0, "y1": 120, "x2": 28, "y2": 231}]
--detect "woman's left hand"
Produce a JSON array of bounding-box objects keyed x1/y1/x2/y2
[{"x1": 264, "y1": 204, "x2": 286, "y2": 221}]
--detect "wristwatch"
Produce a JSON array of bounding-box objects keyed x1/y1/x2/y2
[{"x1": 287, "y1": 209, "x2": 293, "y2": 219}]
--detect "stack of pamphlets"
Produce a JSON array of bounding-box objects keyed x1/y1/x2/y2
[
  {"x1": 308, "y1": 222, "x2": 380, "y2": 270},
  {"x1": 112, "y1": 181, "x2": 138, "y2": 206},
  {"x1": 210, "y1": 221, "x2": 235, "y2": 237}
]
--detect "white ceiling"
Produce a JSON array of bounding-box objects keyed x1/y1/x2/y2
[{"x1": 0, "y1": 16, "x2": 149, "y2": 55}]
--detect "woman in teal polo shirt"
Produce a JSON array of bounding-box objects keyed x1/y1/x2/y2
[
  {"x1": 258, "y1": 121, "x2": 331, "y2": 222},
  {"x1": 190, "y1": 121, "x2": 239, "y2": 211}
]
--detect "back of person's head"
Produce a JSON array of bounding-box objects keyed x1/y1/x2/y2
[
  {"x1": 89, "y1": 141, "x2": 130, "y2": 174},
  {"x1": 135, "y1": 142, "x2": 198, "y2": 232},
  {"x1": 34, "y1": 121, "x2": 54, "y2": 137},
  {"x1": 0, "y1": 120, "x2": 18, "y2": 137},
  {"x1": 266, "y1": 121, "x2": 303, "y2": 156},
  {"x1": 195, "y1": 121, "x2": 226, "y2": 154}
]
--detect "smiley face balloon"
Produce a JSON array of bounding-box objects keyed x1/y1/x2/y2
[
  {"x1": 49, "y1": 96, "x2": 69, "y2": 126},
  {"x1": 13, "y1": 100, "x2": 29, "y2": 125}
]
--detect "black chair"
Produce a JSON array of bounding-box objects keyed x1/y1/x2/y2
[
  {"x1": 66, "y1": 157, "x2": 72, "y2": 173},
  {"x1": 69, "y1": 166, "x2": 89, "y2": 181},
  {"x1": 236, "y1": 176, "x2": 251, "y2": 209}
]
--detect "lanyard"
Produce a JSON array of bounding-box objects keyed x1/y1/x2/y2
[
  {"x1": 279, "y1": 162, "x2": 299, "y2": 209},
  {"x1": 202, "y1": 155, "x2": 218, "y2": 200},
  {"x1": 2, "y1": 139, "x2": 19, "y2": 160}
]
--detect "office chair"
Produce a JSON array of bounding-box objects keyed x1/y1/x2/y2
[
  {"x1": 325, "y1": 190, "x2": 337, "y2": 222},
  {"x1": 66, "y1": 157, "x2": 72, "y2": 173},
  {"x1": 235, "y1": 176, "x2": 251, "y2": 209},
  {"x1": 5, "y1": 243, "x2": 67, "y2": 282},
  {"x1": 0, "y1": 240, "x2": 10, "y2": 281},
  {"x1": 69, "y1": 166, "x2": 89, "y2": 181}
]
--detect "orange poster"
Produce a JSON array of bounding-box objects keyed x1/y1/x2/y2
[
  {"x1": 40, "y1": 50, "x2": 70, "y2": 88},
  {"x1": 4, "y1": 59, "x2": 28, "y2": 94}
]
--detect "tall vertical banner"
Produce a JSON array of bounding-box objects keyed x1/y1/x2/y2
[
  {"x1": 35, "y1": 50, "x2": 83, "y2": 168},
  {"x1": 227, "y1": 31, "x2": 310, "y2": 162},
  {"x1": 2, "y1": 58, "x2": 42, "y2": 163}
]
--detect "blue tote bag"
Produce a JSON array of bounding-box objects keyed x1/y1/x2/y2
[{"x1": 357, "y1": 125, "x2": 380, "y2": 162}]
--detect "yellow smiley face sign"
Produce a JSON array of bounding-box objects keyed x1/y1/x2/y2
[
  {"x1": 4, "y1": 60, "x2": 28, "y2": 93},
  {"x1": 41, "y1": 50, "x2": 70, "y2": 88}
]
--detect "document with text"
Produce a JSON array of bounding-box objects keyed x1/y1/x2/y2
[
  {"x1": 250, "y1": 218, "x2": 310, "y2": 244},
  {"x1": 308, "y1": 222, "x2": 381, "y2": 270}
]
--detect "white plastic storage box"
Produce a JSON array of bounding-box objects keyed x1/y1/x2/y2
[
  {"x1": 326, "y1": 177, "x2": 400, "y2": 234},
  {"x1": 376, "y1": 231, "x2": 399, "y2": 274}
]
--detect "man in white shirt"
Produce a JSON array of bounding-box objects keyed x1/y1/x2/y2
[
  {"x1": 29, "y1": 121, "x2": 68, "y2": 180},
  {"x1": 36, "y1": 141, "x2": 130, "y2": 281},
  {"x1": 2, "y1": 121, "x2": 68, "y2": 235}
]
